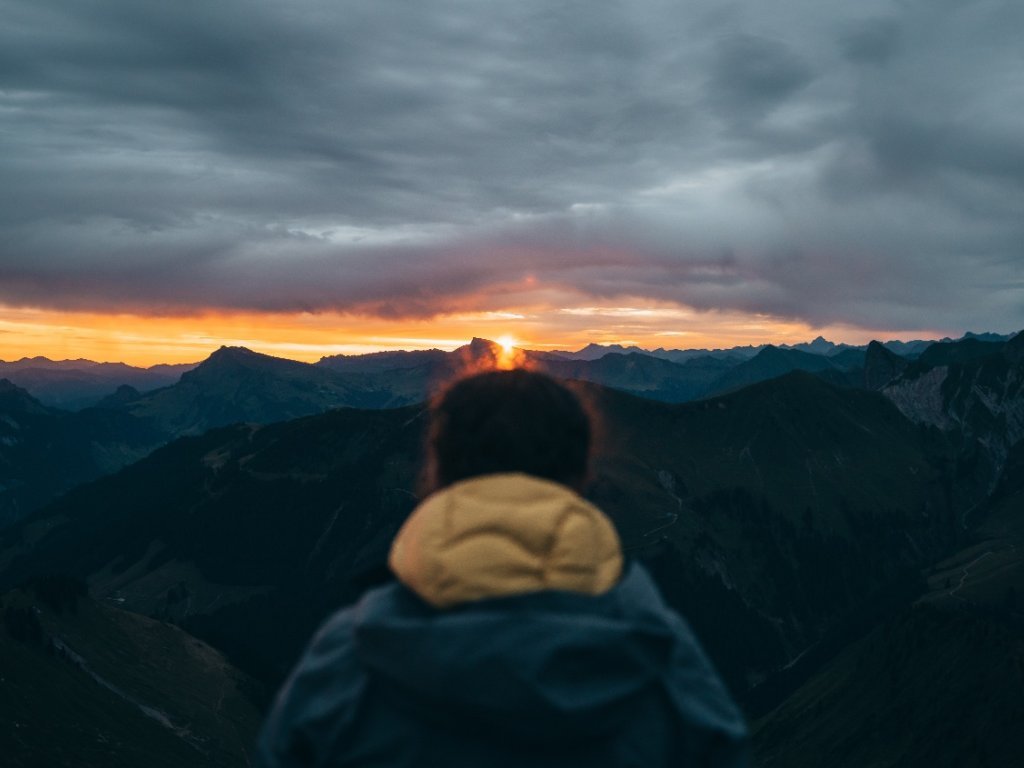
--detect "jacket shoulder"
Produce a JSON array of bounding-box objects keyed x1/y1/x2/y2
[
  {"x1": 617, "y1": 565, "x2": 749, "y2": 765},
  {"x1": 255, "y1": 606, "x2": 366, "y2": 767}
]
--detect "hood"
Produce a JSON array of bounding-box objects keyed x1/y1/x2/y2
[
  {"x1": 353, "y1": 563, "x2": 677, "y2": 742},
  {"x1": 388, "y1": 473, "x2": 623, "y2": 609}
]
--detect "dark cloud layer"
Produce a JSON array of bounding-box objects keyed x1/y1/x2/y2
[{"x1": 1, "y1": 0, "x2": 1022, "y2": 333}]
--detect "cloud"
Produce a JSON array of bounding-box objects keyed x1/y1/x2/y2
[{"x1": 0, "y1": 0, "x2": 1022, "y2": 335}]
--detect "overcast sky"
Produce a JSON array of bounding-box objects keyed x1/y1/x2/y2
[{"x1": 1, "y1": 0, "x2": 1022, "y2": 347}]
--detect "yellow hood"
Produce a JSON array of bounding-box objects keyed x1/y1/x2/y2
[{"x1": 388, "y1": 473, "x2": 623, "y2": 609}]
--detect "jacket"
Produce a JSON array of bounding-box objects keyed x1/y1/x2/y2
[{"x1": 256, "y1": 473, "x2": 749, "y2": 767}]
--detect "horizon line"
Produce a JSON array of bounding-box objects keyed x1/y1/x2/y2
[{"x1": 2, "y1": 329, "x2": 1017, "y2": 369}]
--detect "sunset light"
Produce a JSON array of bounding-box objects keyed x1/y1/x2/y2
[
  {"x1": 0, "y1": 302, "x2": 946, "y2": 367},
  {"x1": 496, "y1": 335, "x2": 517, "y2": 354}
]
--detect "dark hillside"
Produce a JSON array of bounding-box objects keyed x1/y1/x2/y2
[
  {"x1": 0, "y1": 579, "x2": 260, "y2": 767},
  {"x1": 0, "y1": 380, "x2": 164, "y2": 526},
  {"x1": 1, "y1": 375, "x2": 971, "y2": 701}
]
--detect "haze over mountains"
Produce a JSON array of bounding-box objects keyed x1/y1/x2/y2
[{"x1": 1, "y1": 329, "x2": 1022, "y2": 766}]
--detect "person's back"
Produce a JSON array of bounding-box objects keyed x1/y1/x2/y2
[{"x1": 256, "y1": 370, "x2": 748, "y2": 767}]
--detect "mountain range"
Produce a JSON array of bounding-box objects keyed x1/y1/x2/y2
[
  {"x1": 0, "y1": 370, "x2": 988, "y2": 694},
  {"x1": 4, "y1": 331, "x2": 1013, "y2": 413},
  {"x1": 0, "y1": 381, "x2": 164, "y2": 527},
  {"x1": 0, "y1": 329, "x2": 1022, "y2": 766},
  {"x1": 0, "y1": 357, "x2": 195, "y2": 410},
  {"x1": 1, "y1": 330, "x2": 1020, "y2": 537}
]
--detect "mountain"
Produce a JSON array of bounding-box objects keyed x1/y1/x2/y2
[
  {"x1": 0, "y1": 406, "x2": 428, "y2": 683},
  {"x1": 752, "y1": 602, "x2": 1024, "y2": 768},
  {"x1": 914, "y1": 337, "x2": 1007, "y2": 368},
  {"x1": 0, "y1": 374, "x2": 971, "y2": 701},
  {"x1": 706, "y1": 346, "x2": 845, "y2": 395},
  {"x1": 875, "y1": 332, "x2": 1013, "y2": 360},
  {"x1": 963, "y1": 331, "x2": 1016, "y2": 343},
  {"x1": 653, "y1": 346, "x2": 763, "y2": 363},
  {"x1": 0, "y1": 577, "x2": 261, "y2": 767},
  {"x1": 883, "y1": 331, "x2": 1024, "y2": 489},
  {"x1": 881, "y1": 338, "x2": 939, "y2": 358},
  {"x1": 324, "y1": 339, "x2": 741, "y2": 404},
  {"x1": 540, "y1": 352, "x2": 736, "y2": 402},
  {"x1": 860, "y1": 340, "x2": 910, "y2": 390},
  {"x1": 556, "y1": 343, "x2": 763, "y2": 364},
  {"x1": 96, "y1": 333, "x2": 1019, "y2": 439},
  {"x1": 824, "y1": 347, "x2": 867, "y2": 371},
  {"x1": 109, "y1": 346, "x2": 408, "y2": 436},
  {"x1": 551, "y1": 342, "x2": 647, "y2": 361},
  {"x1": 0, "y1": 358, "x2": 196, "y2": 410},
  {"x1": 754, "y1": 439, "x2": 1024, "y2": 768},
  {"x1": 317, "y1": 348, "x2": 449, "y2": 373},
  {"x1": 0, "y1": 380, "x2": 164, "y2": 527},
  {"x1": 782, "y1": 335, "x2": 842, "y2": 356}
]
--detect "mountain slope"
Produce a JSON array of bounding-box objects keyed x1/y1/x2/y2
[
  {"x1": 860, "y1": 340, "x2": 909, "y2": 390},
  {"x1": 0, "y1": 578, "x2": 261, "y2": 768},
  {"x1": 0, "y1": 375, "x2": 971, "y2": 700},
  {"x1": 752, "y1": 603, "x2": 1024, "y2": 768},
  {"x1": 0, "y1": 380, "x2": 164, "y2": 526},
  {"x1": 755, "y1": 433, "x2": 1024, "y2": 767},
  {"x1": 707, "y1": 346, "x2": 845, "y2": 395},
  {"x1": 0, "y1": 358, "x2": 195, "y2": 410},
  {"x1": 116, "y1": 346, "x2": 405, "y2": 435},
  {"x1": 322, "y1": 338, "x2": 743, "y2": 403},
  {"x1": 541, "y1": 352, "x2": 735, "y2": 402},
  {"x1": 883, "y1": 331, "x2": 1024, "y2": 489}
]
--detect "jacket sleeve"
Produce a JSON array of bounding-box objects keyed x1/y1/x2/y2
[
  {"x1": 662, "y1": 611, "x2": 750, "y2": 768},
  {"x1": 254, "y1": 607, "x2": 366, "y2": 768}
]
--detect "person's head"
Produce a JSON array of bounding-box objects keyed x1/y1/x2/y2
[{"x1": 421, "y1": 368, "x2": 592, "y2": 495}]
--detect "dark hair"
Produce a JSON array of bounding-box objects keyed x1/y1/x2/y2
[{"x1": 421, "y1": 369, "x2": 592, "y2": 495}]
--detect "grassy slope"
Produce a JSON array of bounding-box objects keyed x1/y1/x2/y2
[
  {"x1": 754, "y1": 442, "x2": 1024, "y2": 767},
  {"x1": 753, "y1": 604, "x2": 1024, "y2": 768},
  {"x1": 0, "y1": 588, "x2": 261, "y2": 768}
]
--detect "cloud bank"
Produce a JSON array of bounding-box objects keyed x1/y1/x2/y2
[{"x1": 1, "y1": 0, "x2": 1022, "y2": 334}]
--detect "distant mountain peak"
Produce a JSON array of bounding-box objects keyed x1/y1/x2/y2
[
  {"x1": 457, "y1": 337, "x2": 506, "y2": 360},
  {"x1": 783, "y1": 336, "x2": 838, "y2": 356},
  {"x1": 186, "y1": 346, "x2": 310, "y2": 381},
  {"x1": 210, "y1": 345, "x2": 260, "y2": 359},
  {"x1": 863, "y1": 340, "x2": 909, "y2": 390},
  {"x1": 201, "y1": 346, "x2": 290, "y2": 369}
]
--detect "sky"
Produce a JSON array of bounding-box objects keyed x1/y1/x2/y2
[{"x1": 1, "y1": 0, "x2": 1022, "y2": 364}]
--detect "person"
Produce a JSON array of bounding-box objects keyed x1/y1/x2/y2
[{"x1": 256, "y1": 368, "x2": 748, "y2": 767}]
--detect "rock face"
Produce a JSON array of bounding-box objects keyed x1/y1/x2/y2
[{"x1": 882, "y1": 332, "x2": 1024, "y2": 487}]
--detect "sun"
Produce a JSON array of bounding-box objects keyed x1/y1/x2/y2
[{"x1": 496, "y1": 334, "x2": 517, "y2": 354}]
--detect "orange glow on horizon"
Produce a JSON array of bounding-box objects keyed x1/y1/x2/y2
[{"x1": 0, "y1": 302, "x2": 956, "y2": 367}]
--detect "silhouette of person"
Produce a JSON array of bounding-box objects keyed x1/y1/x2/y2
[{"x1": 257, "y1": 368, "x2": 748, "y2": 766}]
